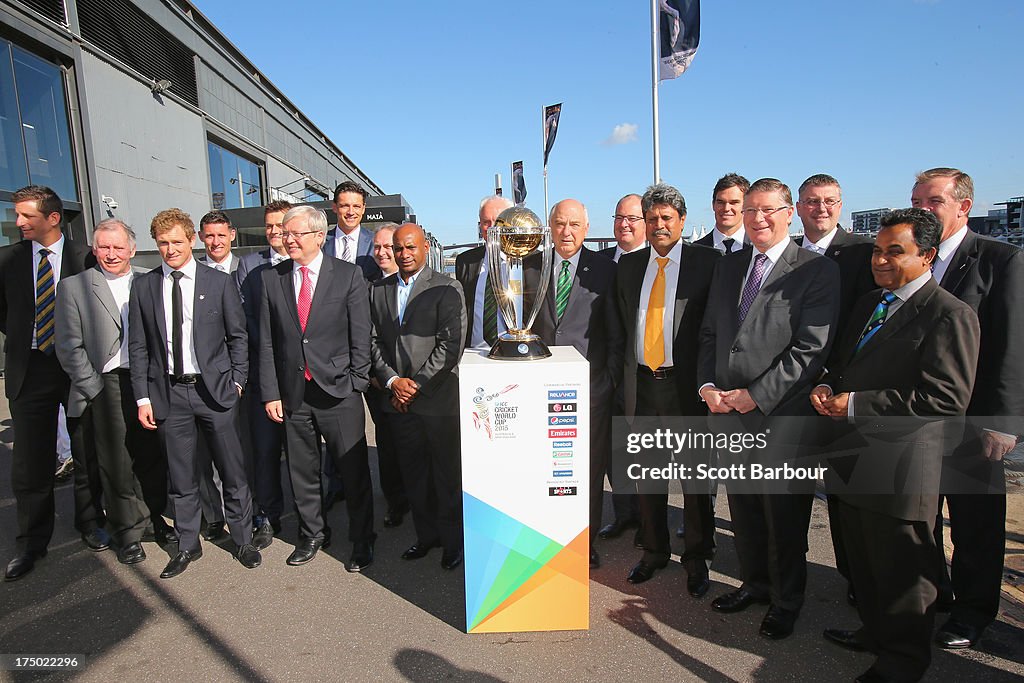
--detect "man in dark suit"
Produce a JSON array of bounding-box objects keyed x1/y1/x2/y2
[
  {"x1": 455, "y1": 195, "x2": 513, "y2": 349},
  {"x1": 55, "y1": 219, "x2": 172, "y2": 565},
  {"x1": 911, "y1": 167, "x2": 1024, "y2": 649},
  {"x1": 615, "y1": 184, "x2": 720, "y2": 595},
  {"x1": 693, "y1": 173, "x2": 749, "y2": 254},
  {"x1": 323, "y1": 181, "x2": 381, "y2": 281},
  {"x1": 528, "y1": 199, "x2": 623, "y2": 569},
  {"x1": 235, "y1": 200, "x2": 292, "y2": 549},
  {"x1": 129, "y1": 208, "x2": 259, "y2": 579},
  {"x1": 794, "y1": 173, "x2": 875, "y2": 604},
  {"x1": 2, "y1": 185, "x2": 100, "y2": 581},
  {"x1": 260, "y1": 205, "x2": 376, "y2": 570},
  {"x1": 369, "y1": 224, "x2": 467, "y2": 570},
  {"x1": 598, "y1": 194, "x2": 648, "y2": 262},
  {"x1": 813, "y1": 208, "x2": 981, "y2": 683},
  {"x1": 699, "y1": 178, "x2": 839, "y2": 640}
]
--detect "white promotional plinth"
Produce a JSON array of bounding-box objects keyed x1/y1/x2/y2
[{"x1": 459, "y1": 347, "x2": 590, "y2": 633}]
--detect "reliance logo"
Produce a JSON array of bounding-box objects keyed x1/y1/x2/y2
[{"x1": 547, "y1": 390, "x2": 577, "y2": 400}]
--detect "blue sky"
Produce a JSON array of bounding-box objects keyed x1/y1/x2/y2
[{"x1": 193, "y1": 0, "x2": 1022, "y2": 245}]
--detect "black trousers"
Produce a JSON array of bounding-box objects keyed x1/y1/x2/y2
[
  {"x1": 284, "y1": 381, "x2": 374, "y2": 544},
  {"x1": 85, "y1": 370, "x2": 165, "y2": 545},
  {"x1": 366, "y1": 389, "x2": 407, "y2": 512},
  {"x1": 634, "y1": 371, "x2": 716, "y2": 574},
  {"x1": 839, "y1": 498, "x2": 937, "y2": 682},
  {"x1": 589, "y1": 398, "x2": 612, "y2": 544},
  {"x1": 390, "y1": 411, "x2": 462, "y2": 554},
  {"x1": 67, "y1": 407, "x2": 105, "y2": 534},
  {"x1": 157, "y1": 378, "x2": 253, "y2": 553},
  {"x1": 10, "y1": 351, "x2": 69, "y2": 555},
  {"x1": 246, "y1": 387, "x2": 286, "y2": 524}
]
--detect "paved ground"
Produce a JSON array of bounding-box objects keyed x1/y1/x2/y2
[{"x1": 1, "y1": 390, "x2": 1022, "y2": 682}]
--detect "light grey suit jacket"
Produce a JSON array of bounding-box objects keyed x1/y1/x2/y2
[{"x1": 55, "y1": 265, "x2": 144, "y2": 418}]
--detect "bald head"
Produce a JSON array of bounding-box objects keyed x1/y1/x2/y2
[
  {"x1": 393, "y1": 223, "x2": 428, "y2": 280},
  {"x1": 549, "y1": 198, "x2": 589, "y2": 259}
]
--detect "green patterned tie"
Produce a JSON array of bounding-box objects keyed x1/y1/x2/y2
[
  {"x1": 555, "y1": 260, "x2": 571, "y2": 319},
  {"x1": 483, "y1": 271, "x2": 497, "y2": 345},
  {"x1": 854, "y1": 291, "x2": 897, "y2": 354}
]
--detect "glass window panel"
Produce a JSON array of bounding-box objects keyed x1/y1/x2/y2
[
  {"x1": 11, "y1": 46, "x2": 77, "y2": 201},
  {"x1": 0, "y1": 41, "x2": 30, "y2": 193},
  {"x1": 208, "y1": 140, "x2": 226, "y2": 210},
  {"x1": 0, "y1": 200, "x2": 20, "y2": 246},
  {"x1": 207, "y1": 139, "x2": 263, "y2": 211}
]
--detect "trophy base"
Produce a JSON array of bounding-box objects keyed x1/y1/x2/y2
[{"x1": 487, "y1": 333, "x2": 552, "y2": 360}]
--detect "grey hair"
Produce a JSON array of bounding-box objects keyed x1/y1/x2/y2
[
  {"x1": 375, "y1": 221, "x2": 400, "y2": 234},
  {"x1": 549, "y1": 199, "x2": 590, "y2": 225},
  {"x1": 93, "y1": 218, "x2": 136, "y2": 247},
  {"x1": 479, "y1": 195, "x2": 514, "y2": 211},
  {"x1": 282, "y1": 205, "x2": 328, "y2": 233},
  {"x1": 642, "y1": 184, "x2": 687, "y2": 217}
]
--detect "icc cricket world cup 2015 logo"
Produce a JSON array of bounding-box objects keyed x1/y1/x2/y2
[{"x1": 471, "y1": 384, "x2": 518, "y2": 440}]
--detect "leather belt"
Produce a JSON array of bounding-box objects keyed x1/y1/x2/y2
[
  {"x1": 170, "y1": 373, "x2": 201, "y2": 385},
  {"x1": 637, "y1": 365, "x2": 675, "y2": 380}
]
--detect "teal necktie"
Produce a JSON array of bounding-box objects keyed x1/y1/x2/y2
[{"x1": 855, "y1": 291, "x2": 898, "y2": 354}]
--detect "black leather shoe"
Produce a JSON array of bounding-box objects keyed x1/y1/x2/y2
[
  {"x1": 855, "y1": 669, "x2": 892, "y2": 683},
  {"x1": 348, "y1": 540, "x2": 374, "y2": 572},
  {"x1": 82, "y1": 527, "x2": 111, "y2": 552},
  {"x1": 235, "y1": 543, "x2": 262, "y2": 569},
  {"x1": 823, "y1": 628, "x2": 868, "y2": 652},
  {"x1": 401, "y1": 542, "x2": 439, "y2": 560},
  {"x1": 589, "y1": 548, "x2": 600, "y2": 569},
  {"x1": 202, "y1": 521, "x2": 228, "y2": 542},
  {"x1": 847, "y1": 582, "x2": 857, "y2": 607},
  {"x1": 687, "y1": 573, "x2": 710, "y2": 598},
  {"x1": 759, "y1": 605, "x2": 798, "y2": 640},
  {"x1": 711, "y1": 588, "x2": 770, "y2": 613},
  {"x1": 441, "y1": 548, "x2": 463, "y2": 571},
  {"x1": 252, "y1": 520, "x2": 274, "y2": 551},
  {"x1": 117, "y1": 542, "x2": 146, "y2": 565},
  {"x1": 626, "y1": 558, "x2": 668, "y2": 584},
  {"x1": 4, "y1": 551, "x2": 44, "y2": 582},
  {"x1": 676, "y1": 521, "x2": 685, "y2": 538},
  {"x1": 153, "y1": 523, "x2": 178, "y2": 546},
  {"x1": 160, "y1": 549, "x2": 202, "y2": 578},
  {"x1": 286, "y1": 538, "x2": 324, "y2": 566},
  {"x1": 934, "y1": 619, "x2": 981, "y2": 649},
  {"x1": 383, "y1": 505, "x2": 408, "y2": 528},
  {"x1": 597, "y1": 518, "x2": 639, "y2": 540}
]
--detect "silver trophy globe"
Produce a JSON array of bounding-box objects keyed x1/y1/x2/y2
[{"x1": 485, "y1": 206, "x2": 553, "y2": 360}]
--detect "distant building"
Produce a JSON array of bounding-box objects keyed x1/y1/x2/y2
[
  {"x1": 0, "y1": 0, "x2": 404, "y2": 258},
  {"x1": 851, "y1": 208, "x2": 892, "y2": 237}
]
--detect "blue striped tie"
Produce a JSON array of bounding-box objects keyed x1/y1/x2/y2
[
  {"x1": 854, "y1": 291, "x2": 898, "y2": 354},
  {"x1": 35, "y1": 248, "x2": 56, "y2": 354}
]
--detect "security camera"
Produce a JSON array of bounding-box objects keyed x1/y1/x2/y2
[{"x1": 101, "y1": 195, "x2": 118, "y2": 210}]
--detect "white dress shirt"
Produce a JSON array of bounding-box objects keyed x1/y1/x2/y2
[
  {"x1": 932, "y1": 225, "x2": 970, "y2": 285},
  {"x1": 101, "y1": 269, "x2": 133, "y2": 372},
  {"x1": 161, "y1": 257, "x2": 200, "y2": 375},
  {"x1": 636, "y1": 240, "x2": 683, "y2": 368},
  {"x1": 800, "y1": 228, "x2": 839, "y2": 255},
  {"x1": 552, "y1": 249, "x2": 582, "y2": 293},
  {"x1": 397, "y1": 266, "x2": 425, "y2": 324},
  {"x1": 331, "y1": 226, "x2": 361, "y2": 263},
  {"x1": 470, "y1": 254, "x2": 508, "y2": 349},
  {"x1": 710, "y1": 228, "x2": 745, "y2": 254},
  {"x1": 32, "y1": 236, "x2": 65, "y2": 349},
  {"x1": 292, "y1": 250, "x2": 325, "y2": 305},
  {"x1": 203, "y1": 252, "x2": 234, "y2": 273},
  {"x1": 612, "y1": 242, "x2": 647, "y2": 263},
  {"x1": 270, "y1": 251, "x2": 289, "y2": 266},
  {"x1": 738, "y1": 236, "x2": 791, "y2": 305}
]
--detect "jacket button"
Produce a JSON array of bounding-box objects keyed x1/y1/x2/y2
[
  {"x1": 731, "y1": 346, "x2": 740, "y2": 353},
  {"x1": 302, "y1": 338, "x2": 308, "y2": 344},
  {"x1": 298, "y1": 365, "x2": 304, "y2": 371}
]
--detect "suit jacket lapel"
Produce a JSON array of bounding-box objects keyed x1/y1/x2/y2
[
  {"x1": 151, "y1": 268, "x2": 168, "y2": 344},
  {"x1": 741, "y1": 241, "x2": 796, "y2": 327},
  {"x1": 940, "y1": 230, "x2": 976, "y2": 294},
  {"x1": 306, "y1": 255, "x2": 335, "y2": 329},
  {"x1": 280, "y1": 263, "x2": 301, "y2": 331},
  {"x1": 89, "y1": 267, "x2": 121, "y2": 326},
  {"x1": 849, "y1": 281, "x2": 934, "y2": 364},
  {"x1": 672, "y1": 245, "x2": 692, "y2": 339}
]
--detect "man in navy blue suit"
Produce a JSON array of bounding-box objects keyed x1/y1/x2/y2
[{"x1": 324, "y1": 181, "x2": 381, "y2": 282}]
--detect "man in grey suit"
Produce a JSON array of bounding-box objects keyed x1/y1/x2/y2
[
  {"x1": 813, "y1": 208, "x2": 981, "y2": 682},
  {"x1": 129, "y1": 208, "x2": 259, "y2": 579},
  {"x1": 324, "y1": 181, "x2": 381, "y2": 281},
  {"x1": 260, "y1": 205, "x2": 376, "y2": 570},
  {"x1": 369, "y1": 224, "x2": 467, "y2": 570},
  {"x1": 55, "y1": 219, "x2": 171, "y2": 565},
  {"x1": 198, "y1": 210, "x2": 238, "y2": 277},
  {"x1": 235, "y1": 200, "x2": 292, "y2": 549},
  {"x1": 529, "y1": 199, "x2": 623, "y2": 569},
  {"x1": 699, "y1": 177, "x2": 839, "y2": 640}
]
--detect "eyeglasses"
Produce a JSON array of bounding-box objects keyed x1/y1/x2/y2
[
  {"x1": 613, "y1": 215, "x2": 644, "y2": 224},
  {"x1": 741, "y1": 206, "x2": 791, "y2": 217},
  {"x1": 799, "y1": 198, "x2": 841, "y2": 208},
  {"x1": 281, "y1": 230, "x2": 318, "y2": 240}
]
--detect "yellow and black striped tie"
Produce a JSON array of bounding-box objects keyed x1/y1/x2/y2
[{"x1": 35, "y1": 248, "x2": 56, "y2": 354}]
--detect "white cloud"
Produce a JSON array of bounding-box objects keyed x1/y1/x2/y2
[{"x1": 602, "y1": 123, "x2": 638, "y2": 146}]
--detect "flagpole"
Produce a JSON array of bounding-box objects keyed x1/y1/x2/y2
[
  {"x1": 542, "y1": 105, "x2": 549, "y2": 220},
  {"x1": 650, "y1": 0, "x2": 661, "y2": 184}
]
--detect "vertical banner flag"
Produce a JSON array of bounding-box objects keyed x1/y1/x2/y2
[
  {"x1": 658, "y1": 0, "x2": 700, "y2": 81},
  {"x1": 512, "y1": 161, "x2": 527, "y2": 206},
  {"x1": 542, "y1": 103, "x2": 562, "y2": 167}
]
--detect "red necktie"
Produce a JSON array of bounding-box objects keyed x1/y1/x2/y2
[{"x1": 297, "y1": 266, "x2": 312, "y2": 380}]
